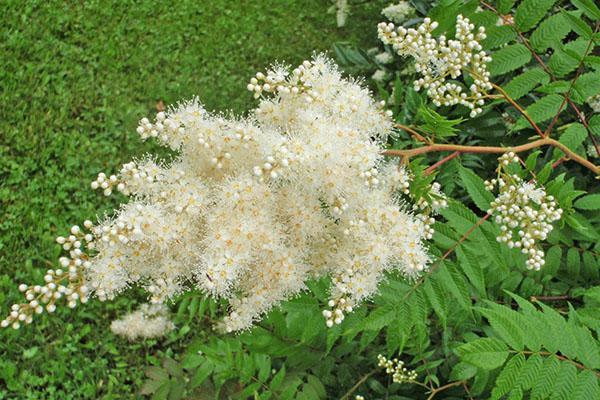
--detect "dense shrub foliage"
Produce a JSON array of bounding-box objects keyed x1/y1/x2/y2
[{"x1": 3, "y1": 0, "x2": 600, "y2": 398}]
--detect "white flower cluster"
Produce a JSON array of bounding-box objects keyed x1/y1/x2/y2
[
  {"x1": 377, "y1": 354, "x2": 417, "y2": 383},
  {"x1": 485, "y1": 153, "x2": 562, "y2": 270},
  {"x1": 5, "y1": 55, "x2": 432, "y2": 334},
  {"x1": 375, "y1": 51, "x2": 394, "y2": 65},
  {"x1": 587, "y1": 94, "x2": 600, "y2": 113},
  {"x1": 378, "y1": 15, "x2": 492, "y2": 117},
  {"x1": 381, "y1": 1, "x2": 414, "y2": 24},
  {"x1": 110, "y1": 303, "x2": 175, "y2": 340},
  {"x1": 372, "y1": 69, "x2": 388, "y2": 82},
  {"x1": 2, "y1": 224, "x2": 92, "y2": 329}
]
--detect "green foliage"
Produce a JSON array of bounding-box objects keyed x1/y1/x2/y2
[
  {"x1": 515, "y1": 0, "x2": 559, "y2": 31},
  {"x1": 417, "y1": 105, "x2": 463, "y2": 138},
  {"x1": 504, "y1": 68, "x2": 550, "y2": 100},
  {"x1": 458, "y1": 294, "x2": 600, "y2": 399},
  {"x1": 489, "y1": 44, "x2": 532, "y2": 76}
]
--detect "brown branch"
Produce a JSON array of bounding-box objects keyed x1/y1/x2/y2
[
  {"x1": 492, "y1": 83, "x2": 545, "y2": 138},
  {"x1": 340, "y1": 370, "x2": 377, "y2": 400},
  {"x1": 394, "y1": 123, "x2": 428, "y2": 143},
  {"x1": 426, "y1": 381, "x2": 465, "y2": 400},
  {"x1": 383, "y1": 138, "x2": 600, "y2": 175},
  {"x1": 424, "y1": 151, "x2": 461, "y2": 175},
  {"x1": 530, "y1": 295, "x2": 573, "y2": 302},
  {"x1": 516, "y1": 351, "x2": 600, "y2": 378}
]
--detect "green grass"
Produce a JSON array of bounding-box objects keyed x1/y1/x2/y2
[{"x1": 0, "y1": 1, "x2": 386, "y2": 398}]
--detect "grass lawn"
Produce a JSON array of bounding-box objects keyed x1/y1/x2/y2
[{"x1": 0, "y1": 1, "x2": 386, "y2": 398}]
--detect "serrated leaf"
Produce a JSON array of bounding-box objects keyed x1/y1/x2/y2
[
  {"x1": 489, "y1": 44, "x2": 532, "y2": 76},
  {"x1": 531, "y1": 355, "x2": 561, "y2": 400},
  {"x1": 572, "y1": 71, "x2": 600, "y2": 103},
  {"x1": 514, "y1": 94, "x2": 564, "y2": 130},
  {"x1": 423, "y1": 277, "x2": 447, "y2": 326},
  {"x1": 515, "y1": 354, "x2": 543, "y2": 391},
  {"x1": 562, "y1": 11, "x2": 594, "y2": 39},
  {"x1": 504, "y1": 68, "x2": 550, "y2": 100},
  {"x1": 491, "y1": 353, "x2": 526, "y2": 399},
  {"x1": 457, "y1": 338, "x2": 510, "y2": 370},
  {"x1": 571, "y1": 0, "x2": 600, "y2": 20},
  {"x1": 550, "y1": 363, "x2": 578, "y2": 400},
  {"x1": 549, "y1": 39, "x2": 590, "y2": 77},
  {"x1": 530, "y1": 12, "x2": 572, "y2": 52},
  {"x1": 456, "y1": 246, "x2": 487, "y2": 299},
  {"x1": 190, "y1": 360, "x2": 214, "y2": 388},
  {"x1": 515, "y1": 0, "x2": 559, "y2": 31},
  {"x1": 559, "y1": 123, "x2": 587, "y2": 155},
  {"x1": 484, "y1": 25, "x2": 518, "y2": 49},
  {"x1": 572, "y1": 370, "x2": 600, "y2": 399},
  {"x1": 477, "y1": 305, "x2": 526, "y2": 350},
  {"x1": 450, "y1": 361, "x2": 478, "y2": 381},
  {"x1": 459, "y1": 165, "x2": 495, "y2": 211}
]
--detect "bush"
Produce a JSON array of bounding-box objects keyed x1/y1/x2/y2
[{"x1": 3, "y1": 0, "x2": 600, "y2": 398}]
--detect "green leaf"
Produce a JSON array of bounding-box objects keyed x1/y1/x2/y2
[
  {"x1": 436, "y1": 261, "x2": 472, "y2": 312},
  {"x1": 571, "y1": 0, "x2": 600, "y2": 20},
  {"x1": 423, "y1": 277, "x2": 447, "y2": 326},
  {"x1": 548, "y1": 39, "x2": 590, "y2": 77},
  {"x1": 544, "y1": 245, "x2": 563, "y2": 276},
  {"x1": 562, "y1": 11, "x2": 594, "y2": 39},
  {"x1": 270, "y1": 365, "x2": 286, "y2": 391},
  {"x1": 450, "y1": 361, "x2": 478, "y2": 381},
  {"x1": 504, "y1": 68, "x2": 550, "y2": 100},
  {"x1": 417, "y1": 104, "x2": 462, "y2": 138},
  {"x1": 456, "y1": 246, "x2": 487, "y2": 299},
  {"x1": 530, "y1": 12, "x2": 573, "y2": 52},
  {"x1": 459, "y1": 165, "x2": 495, "y2": 211},
  {"x1": 514, "y1": 94, "x2": 564, "y2": 130},
  {"x1": 457, "y1": 338, "x2": 510, "y2": 370},
  {"x1": 498, "y1": 0, "x2": 517, "y2": 14},
  {"x1": 491, "y1": 353, "x2": 525, "y2": 400},
  {"x1": 515, "y1": 0, "x2": 559, "y2": 31},
  {"x1": 515, "y1": 354, "x2": 543, "y2": 391},
  {"x1": 549, "y1": 363, "x2": 578, "y2": 400},
  {"x1": 489, "y1": 44, "x2": 532, "y2": 76},
  {"x1": 572, "y1": 370, "x2": 600, "y2": 399},
  {"x1": 531, "y1": 355, "x2": 561, "y2": 400},
  {"x1": 573, "y1": 71, "x2": 600, "y2": 103},
  {"x1": 484, "y1": 25, "x2": 518, "y2": 49},
  {"x1": 476, "y1": 304, "x2": 526, "y2": 350},
  {"x1": 567, "y1": 247, "x2": 581, "y2": 280},
  {"x1": 574, "y1": 194, "x2": 600, "y2": 210},
  {"x1": 362, "y1": 305, "x2": 396, "y2": 331},
  {"x1": 146, "y1": 367, "x2": 169, "y2": 382},
  {"x1": 559, "y1": 123, "x2": 587, "y2": 155}
]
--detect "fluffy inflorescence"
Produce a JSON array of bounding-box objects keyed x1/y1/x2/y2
[
  {"x1": 378, "y1": 15, "x2": 492, "y2": 117},
  {"x1": 110, "y1": 303, "x2": 175, "y2": 340},
  {"x1": 377, "y1": 354, "x2": 417, "y2": 384},
  {"x1": 485, "y1": 153, "x2": 562, "y2": 270},
  {"x1": 381, "y1": 1, "x2": 414, "y2": 24},
  {"x1": 4, "y1": 55, "x2": 433, "y2": 333}
]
